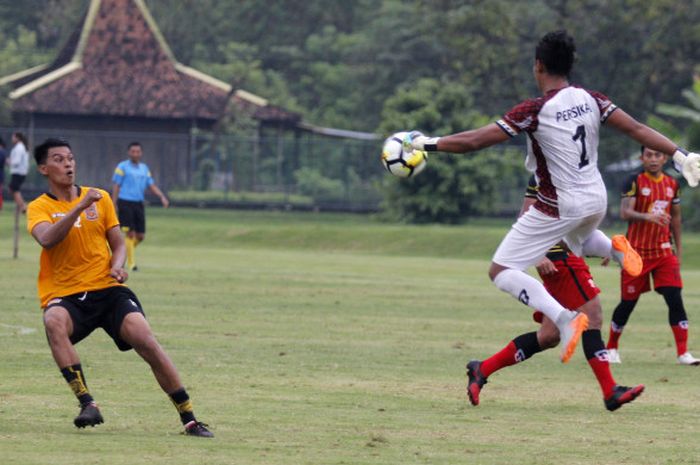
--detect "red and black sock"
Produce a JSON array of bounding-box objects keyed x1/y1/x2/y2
[
  {"x1": 480, "y1": 332, "x2": 542, "y2": 378},
  {"x1": 659, "y1": 287, "x2": 689, "y2": 356},
  {"x1": 608, "y1": 299, "x2": 637, "y2": 349},
  {"x1": 582, "y1": 330, "x2": 616, "y2": 398}
]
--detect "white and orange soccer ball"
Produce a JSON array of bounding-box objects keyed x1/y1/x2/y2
[{"x1": 381, "y1": 131, "x2": 428, "y2": 178}]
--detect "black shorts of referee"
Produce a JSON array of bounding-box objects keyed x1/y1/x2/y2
[{"x1": 117, "y1": 199, "x2": 145, "y2": 234}]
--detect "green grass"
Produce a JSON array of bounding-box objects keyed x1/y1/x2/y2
[{"x1": 1, "y1": 208, "x2": 700, "y2": 464}]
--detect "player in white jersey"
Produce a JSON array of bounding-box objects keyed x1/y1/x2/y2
[{"x1": 402, "y1": 30, "x2": 700, "y2": 372}]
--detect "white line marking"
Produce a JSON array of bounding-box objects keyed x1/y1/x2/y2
[{"x1": 0, "y1": 323, "x2": 37, "y2": 335}]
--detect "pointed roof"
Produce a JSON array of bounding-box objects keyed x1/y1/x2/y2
[{"x1": 1, "y1": 0, "x2": 300, "y2": 124}]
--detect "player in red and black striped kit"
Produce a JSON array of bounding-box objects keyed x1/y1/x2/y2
[
  {"x1": 607, "y1": 147, "x2": 699, "y2": 365},
  {"x1": 466, "y1": 176, "x2": 644, "y2": 411}
]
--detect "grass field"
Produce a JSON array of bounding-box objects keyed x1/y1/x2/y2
[{"x1": 2, "y1": 208, "x2": 700, "y2": 465}]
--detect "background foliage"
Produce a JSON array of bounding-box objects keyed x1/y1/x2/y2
[{"x1": 0, "y1": 0, "x2": 698, "y2": 222}]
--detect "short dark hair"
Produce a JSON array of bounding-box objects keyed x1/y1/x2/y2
[
  {"x1": 535, "y1": 30, "x2": 576, "y2": 77},
  {"x1": 34, "y1": 138, "x2": 71, "y2": 165},
  {"x1": 128, "y1": 141, "x2": 141, "y2": 149},
  {"x1": 640, "y1": 145, "x2": 646, "y2": 155}
]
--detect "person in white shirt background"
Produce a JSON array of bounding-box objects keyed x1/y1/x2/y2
[{"x1": 8, "y1": 131, "x2": 29, "y2": 213}]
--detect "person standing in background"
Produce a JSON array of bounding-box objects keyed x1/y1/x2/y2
[
  {"x1": 8, "y1": 131, "x2": 29, "y2": 213},
  {"x1": 112, "y1": 142, "x2": 169, "y2": 271},
  {"x1": 607, "y1": 146, "x2": 699, "y2": 366}
]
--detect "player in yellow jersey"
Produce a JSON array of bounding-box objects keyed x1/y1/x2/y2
[{"x1": 27, "y1": 138, "x2": 212, "y2": 437}]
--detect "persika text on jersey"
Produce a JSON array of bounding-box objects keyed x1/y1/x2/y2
[{"x1": 556, "y1": 103, "x2": 593, "y2": 122}]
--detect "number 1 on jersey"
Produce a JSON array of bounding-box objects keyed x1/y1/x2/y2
[{"x1": 573, "y1": 125, "x2": 588, "y2": 168}]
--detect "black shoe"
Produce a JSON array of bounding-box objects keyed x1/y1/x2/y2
[
  {"x1": 604, "y1": 384, "x2": 645, "y2": 411},
  {"x1": 466, "y1": 360, "x2": 488, "y2": 406},
  {"x1": 131, "y1": 265, "x2": 139, "y2": 272},
  {"x1": 184, "y1": 420, "x2": 214, "y2": 438},
  {"x1": 74, "y1": 402, "x2": 104, "y2": 428}
]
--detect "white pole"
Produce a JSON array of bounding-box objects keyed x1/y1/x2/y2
[{"x1": 13, "y1": 202, "x2": 19, "y2": 259}]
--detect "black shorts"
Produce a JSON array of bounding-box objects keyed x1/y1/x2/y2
[
  {"x1": 9, "y1": 174, "x2": 25, "y2": 192},
  {"x1": 44, "y1": 286, "x2": 145, "y2": 351},
  {"x1": 117, "y1": 199, "x2": 146, "y2": 233}
]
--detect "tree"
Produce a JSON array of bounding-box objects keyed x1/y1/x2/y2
[
  {"x1": 655, "y1": 77, "x2": 700, "y2": 229},
  {"x1": 0, "y1": 27, "x2": 53, "y2": 125},
  {"x1": 378, "y1": 78, "x2": 526, "y2": 223}
]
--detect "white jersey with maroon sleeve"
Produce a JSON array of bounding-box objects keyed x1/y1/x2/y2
[{"x1": 496, "y1": 86, "x2": 617, "y2": 219}]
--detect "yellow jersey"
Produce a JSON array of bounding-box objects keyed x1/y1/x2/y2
[{"x1": 27, "y1": 186, "x2": 123, "y2": 307}]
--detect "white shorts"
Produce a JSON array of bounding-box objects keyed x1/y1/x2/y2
[{"x1": 492, "y1": 207, "x2": 606, "y2": 271}]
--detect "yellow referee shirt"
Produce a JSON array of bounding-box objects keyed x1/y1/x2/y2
[{"x1": 27, "y1": 186, "x2": 123, "y2": 307}]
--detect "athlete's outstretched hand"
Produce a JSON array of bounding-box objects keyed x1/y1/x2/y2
[
  {"x1": 403, "y1": 131, "x2": 439, "y2": 152},
  {"x1": 673, "y1": 151, "x2": 700, "y2": 187}
]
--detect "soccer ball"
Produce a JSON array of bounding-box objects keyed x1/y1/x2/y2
[{"x1": 381, "y1": 131, "x2": 428, "y2": 178}]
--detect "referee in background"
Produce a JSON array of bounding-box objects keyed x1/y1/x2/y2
[{"x1": 112, "y1": 141, "x2": 169, "y2": 271}]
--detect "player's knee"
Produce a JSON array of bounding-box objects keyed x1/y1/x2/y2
[
  {"x1": 586, "y1": 312, "x2": 602, "y2": 330},
  {"x1": 580, "y1": 304, "x2": 603, "y2": 329},
  {"x1": 43, "y1": 310, "x2": 70, "y2": 339},
  {"x1": 657, "y1": 286, "x2": 681, "y2": 299},
  {"x1": 538, "y1": 331, "x2": 559, "y2": 349},
  {"x1": 130, "y1": 332, "x2": 160, "y2": 355},
  {"x1": 488, "y1": 263, "x2": 507, "y2": 282},
  {"x1": 537, "y1": 321, "x2": 560, "y2": 348}
]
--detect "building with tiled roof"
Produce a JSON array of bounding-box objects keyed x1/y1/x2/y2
[{"x1": 0, "y1": 0, "x2": 301, "y2": 190}]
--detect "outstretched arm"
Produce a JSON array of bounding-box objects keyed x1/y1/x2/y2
[
  {"x1": 410, "y1": 123, "x2": 511, "y2": 153},
  {"x1": 605, "y1": 109, "x2": 677, "y2": 154},
  {"x1": 607, "y1": 109, "x2": 700, "y2": 187}
]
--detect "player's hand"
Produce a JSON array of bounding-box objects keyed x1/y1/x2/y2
[
  {"x1": 110, "y1": 266, "x2": 128, "y2": 283},
  {"x1": 161, "y1": 196, "x2": 170, "y2": 208},
  {"x1": 536, "y1": 257, "x2": 558, "y2": 275},
  {"x1": 673, "y1": 150, "x2": 700, "y2": 187},
  {"x1": 78, "y1": 188, "x2": 102, "y2": 210},
  {"x1": 647, "y1": 212, "x2": 670, "y2": 226},
  {"x1": 403, "y1": 131, "x2": 440, "y2": 152}
]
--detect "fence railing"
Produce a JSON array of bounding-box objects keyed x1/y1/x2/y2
[{"x1": 2, "y1": 126, "x2": 528, "y2": 215}]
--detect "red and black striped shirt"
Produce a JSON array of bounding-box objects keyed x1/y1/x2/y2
[{"x1": 622, "y1": 171, "x2": 680, "y2": 259}]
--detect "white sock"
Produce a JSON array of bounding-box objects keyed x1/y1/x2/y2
[
  {"x1": 581, "y1": 229, "x2": 612, "y2": 258},
  {"x1": 493, "y1": 269, "x2": 569, "y2": 323}
]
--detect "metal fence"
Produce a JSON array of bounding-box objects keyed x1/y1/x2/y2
[
  {"x1": 3, "y1": 126, "x2": 532, "y2": 215},
  {"x1": 183, "y1": 131, "x2": 385, "y2": 212},
  {"x1": 2, "y1": 126, "x2": 386, "y2": 212}
]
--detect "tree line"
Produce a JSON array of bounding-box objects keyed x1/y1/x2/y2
[{"x1": 0, "y1": 0, "x2": 698, "y2": 222}]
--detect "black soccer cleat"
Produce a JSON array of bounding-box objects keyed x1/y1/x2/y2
[
  {"x1": 184, "y1": 420, "x2": 214, "y2": 438},
  {"x1": 466, "y1": 360, "x2": 488, "y2": 406},
  {"x1": 604, "y1": 384, "x2": 645, "y2": 411},
  {"x1": 74, "y1": 402, "x2": 104, "y2": 428}
]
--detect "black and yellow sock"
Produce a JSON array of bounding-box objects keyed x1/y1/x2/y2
[
  {"x1": 169, "y1": 388, "x2": 196, "y2": 425},
  {"x1": 60, "y1": 364, "x2": 94, "y2": 406}
]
